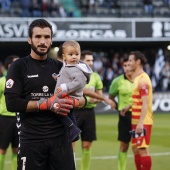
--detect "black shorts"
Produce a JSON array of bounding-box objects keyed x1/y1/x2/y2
[
  {"x1": 118, "y1": 111, "x2": 131, "y2": 143},
  {"x1": 0, "y1": 115, "x2": 19, "y2": 149},
  {"x1": 73, "y1": 108, "x2": 96, "y2": 142},
  {"x1": 17, "y1": 135, "x2": 75, "y2": 170}
]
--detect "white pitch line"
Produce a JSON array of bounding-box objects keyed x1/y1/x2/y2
[
  {"x1": 5, "y1": 152, "x2": 170, "y2": 164},
  {"x1": 75, "y1": 152, "x2": 170, "y2": 160}
]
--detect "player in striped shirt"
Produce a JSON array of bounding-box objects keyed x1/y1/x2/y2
[{"x1": 124, "y1": 51, "x2": 153, "y2": 170}]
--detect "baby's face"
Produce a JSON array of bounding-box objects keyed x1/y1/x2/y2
[{"x1": 63, "y1": 46, "x2": 81, "y2": 64}]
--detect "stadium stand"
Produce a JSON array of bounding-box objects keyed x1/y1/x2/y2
[
  {"x1": 0, "y1": 0, "x2": 170, "y2": 92},
  {"x1": 0, "y1": 0, "x2": 169, "y2": 18}
]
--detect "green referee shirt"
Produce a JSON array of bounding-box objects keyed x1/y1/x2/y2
[
  {"x1": 85, "y1": 72, "x2": 103, "y2": 108},
  {"x1": 0, "y1": 76, "x2": 16, "y2": 116},
  {"x1": 109, "y1": 74, "x2": 133, "y2": 111}
]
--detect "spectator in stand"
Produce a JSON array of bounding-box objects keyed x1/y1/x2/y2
[
  {"x1": 41, "y1": 0, "x2": 50, "y2": 17},
  {"x1": 105, "y1": 67, "x2": 114, "y2": 92},
  {"x1": 89, "y1": 0, "x2": 98, "y2": 13},
  {"x1": 93, "y1": 57, "x2": 103, "y2": 73},
  {"x1": 105, "y1": 0, "x2": 120, "y2": 9},
  {"x1": 19, "y1": 0, "x2": 32, "y2": 17},
  {"x1": 161, "y1": 60, "x2": 170, "y2": 91},
  {"x1": 53, "y1": 0, "x2": 59, "y2": 4},
  {"x1": 143, "y1": 0, "x2": 153, "y2": 15},
  {"x1": 50, "y1": 2, "x2": 59, "y2": 17},
  {"x1": 30, "y1": 0, "x2": 42, "y2": 17},
  {"x1": 68, "y1": 8, "x2": 74, "y2": 17},
  {"x1": 111, "y1": 52, "x2": 120, "y2": 69},
  {"x1": 151, "y1": 48, "x2": 165, "y2": 91},
  {"x1": 1, "y1": 0, "x2": 11, "y2": 13},
  {"x1": 58, "y1": 3, "x2": 67, "y2": 17},
  {"x1": 112, "y1": 62, "x2": 119, "y2": 77},
  {"x1": 144, "y1": 63, "x2": 152, "y2": 77},
  {"x1": 163, "y1": 0, "x2": 170, "y2": 6}
]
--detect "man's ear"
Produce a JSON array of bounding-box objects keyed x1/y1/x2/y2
[
  {"x1": 136, "y1": 59, "x2": 140, "y2": 65},
  {"x1": 28, "y1": 37, "x2": 31, "y2": 45}
]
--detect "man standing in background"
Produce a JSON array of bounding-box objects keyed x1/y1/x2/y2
[
  {"x1": 109, "y1": 57, "x2": 133, "y2": 170},
  {"x1": 73, "y1": 50, "x2": 106, "y2": 170},
  {"x1": 0, "y1": 55, "x2": 19, "y2": 170},
  {"x1": 126, "y1": 51, "x2": 153, "y2": 170}
]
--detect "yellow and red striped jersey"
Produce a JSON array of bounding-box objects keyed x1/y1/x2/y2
[{"x1": 132, "y1": 72, "x2": 153, "y2": 125}]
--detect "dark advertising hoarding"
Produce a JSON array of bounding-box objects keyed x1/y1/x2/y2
[{"x1": 0, "y1": 18, "x2": 170, "y2": 42}]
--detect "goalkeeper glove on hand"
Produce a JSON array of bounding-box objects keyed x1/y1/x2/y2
[
  {"x1": 64, "y1": 96, "x2": 79, "y2": 108},
  {"x1": 37, "y1": 91, "x2": 74, "y2": 115}
]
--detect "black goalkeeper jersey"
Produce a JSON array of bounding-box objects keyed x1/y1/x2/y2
[{"x1": 5, "y1": 55, "x2": 64, "y2": 143}]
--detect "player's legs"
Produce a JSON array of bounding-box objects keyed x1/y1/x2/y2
[
  {"x1": 49, "y1": 135, "x2": 75, "y2": 170},
  {"x1": 81, "y1": 109, "x2": 96, "y2": 170},
  {"x1": 11, "y1": 148, "x2": 17, "y2": 170},
  {"x1": 132, "y1": 145, "x2": 141, "y2": 170},
  {"x1": 11, "y1": 119, "x2": 19, "y2": 170},
  {"x1": 81, "y1": 141, "x2": 92, "y2": 170},
  {"x1": 118, "y1": 141, "x2": 130, "y2": 170},
  {"x1": 131, "y1": 124, "x2": 152, "y2": 170},
  {"x1": 0, "y1": 149, "x2": 6, "y2": 170},
  {"x1": 0, "y1": 116, "x2": 18, "y2": 170},
  {"x1": 132, "y1": 145, "x2": 152, "y2": 170},
  {"x1": 0, "y1": 116, "x2": 8, "y2": 170},
  {"x1": 74, "y1": 108, "x2": 96, "y2": 170},
  {"x1": 118, "y1": 112, "x2": 131, "y2": 170},
  {"x1": 18, "y1": 135, "x2": 75, "y2": 170}
]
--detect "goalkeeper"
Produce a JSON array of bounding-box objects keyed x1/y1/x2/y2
[{"x1": 4, "y1": 19, "x2": 85, "y2": 170}]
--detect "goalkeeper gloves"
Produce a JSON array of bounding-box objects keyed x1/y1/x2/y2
[{"x1": 37, "y1": 91, "x2": 79, "y2": 115}]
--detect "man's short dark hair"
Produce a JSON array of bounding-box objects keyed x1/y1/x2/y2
[
  {"x1": 129, "y1": 51, "x2": 147, "y2": 66},
  {"x1": 4, "y1": 55, "x2": 19, "y2": 70},
  {"x1": 81, "y1": 50, "x2": 93, "y2": 60},
  {"x1": 123, "y1": 56, "x2": 129, "y2": 63},
  {"x1": 28, "y1": 19, "x2": 53, "y2": 38}
]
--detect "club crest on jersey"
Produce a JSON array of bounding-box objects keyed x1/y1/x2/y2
[
  {"x1": 42, "y1": 86, "x2": 49, "y2": 92},
  {"x1": 142, "y1": 85, "x2": 148, "y2": 94},
  {"x1": 6, "y1": 79, "x2": 14, "y2": 88}
]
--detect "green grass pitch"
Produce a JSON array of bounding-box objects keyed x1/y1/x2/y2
[{"x1": 4, "y1": 113, "x2": 170, "y2": 170}]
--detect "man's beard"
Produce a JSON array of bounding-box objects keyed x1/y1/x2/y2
[{"x1": 31, "y1": 43, "x2": 51, "y2": 57}]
